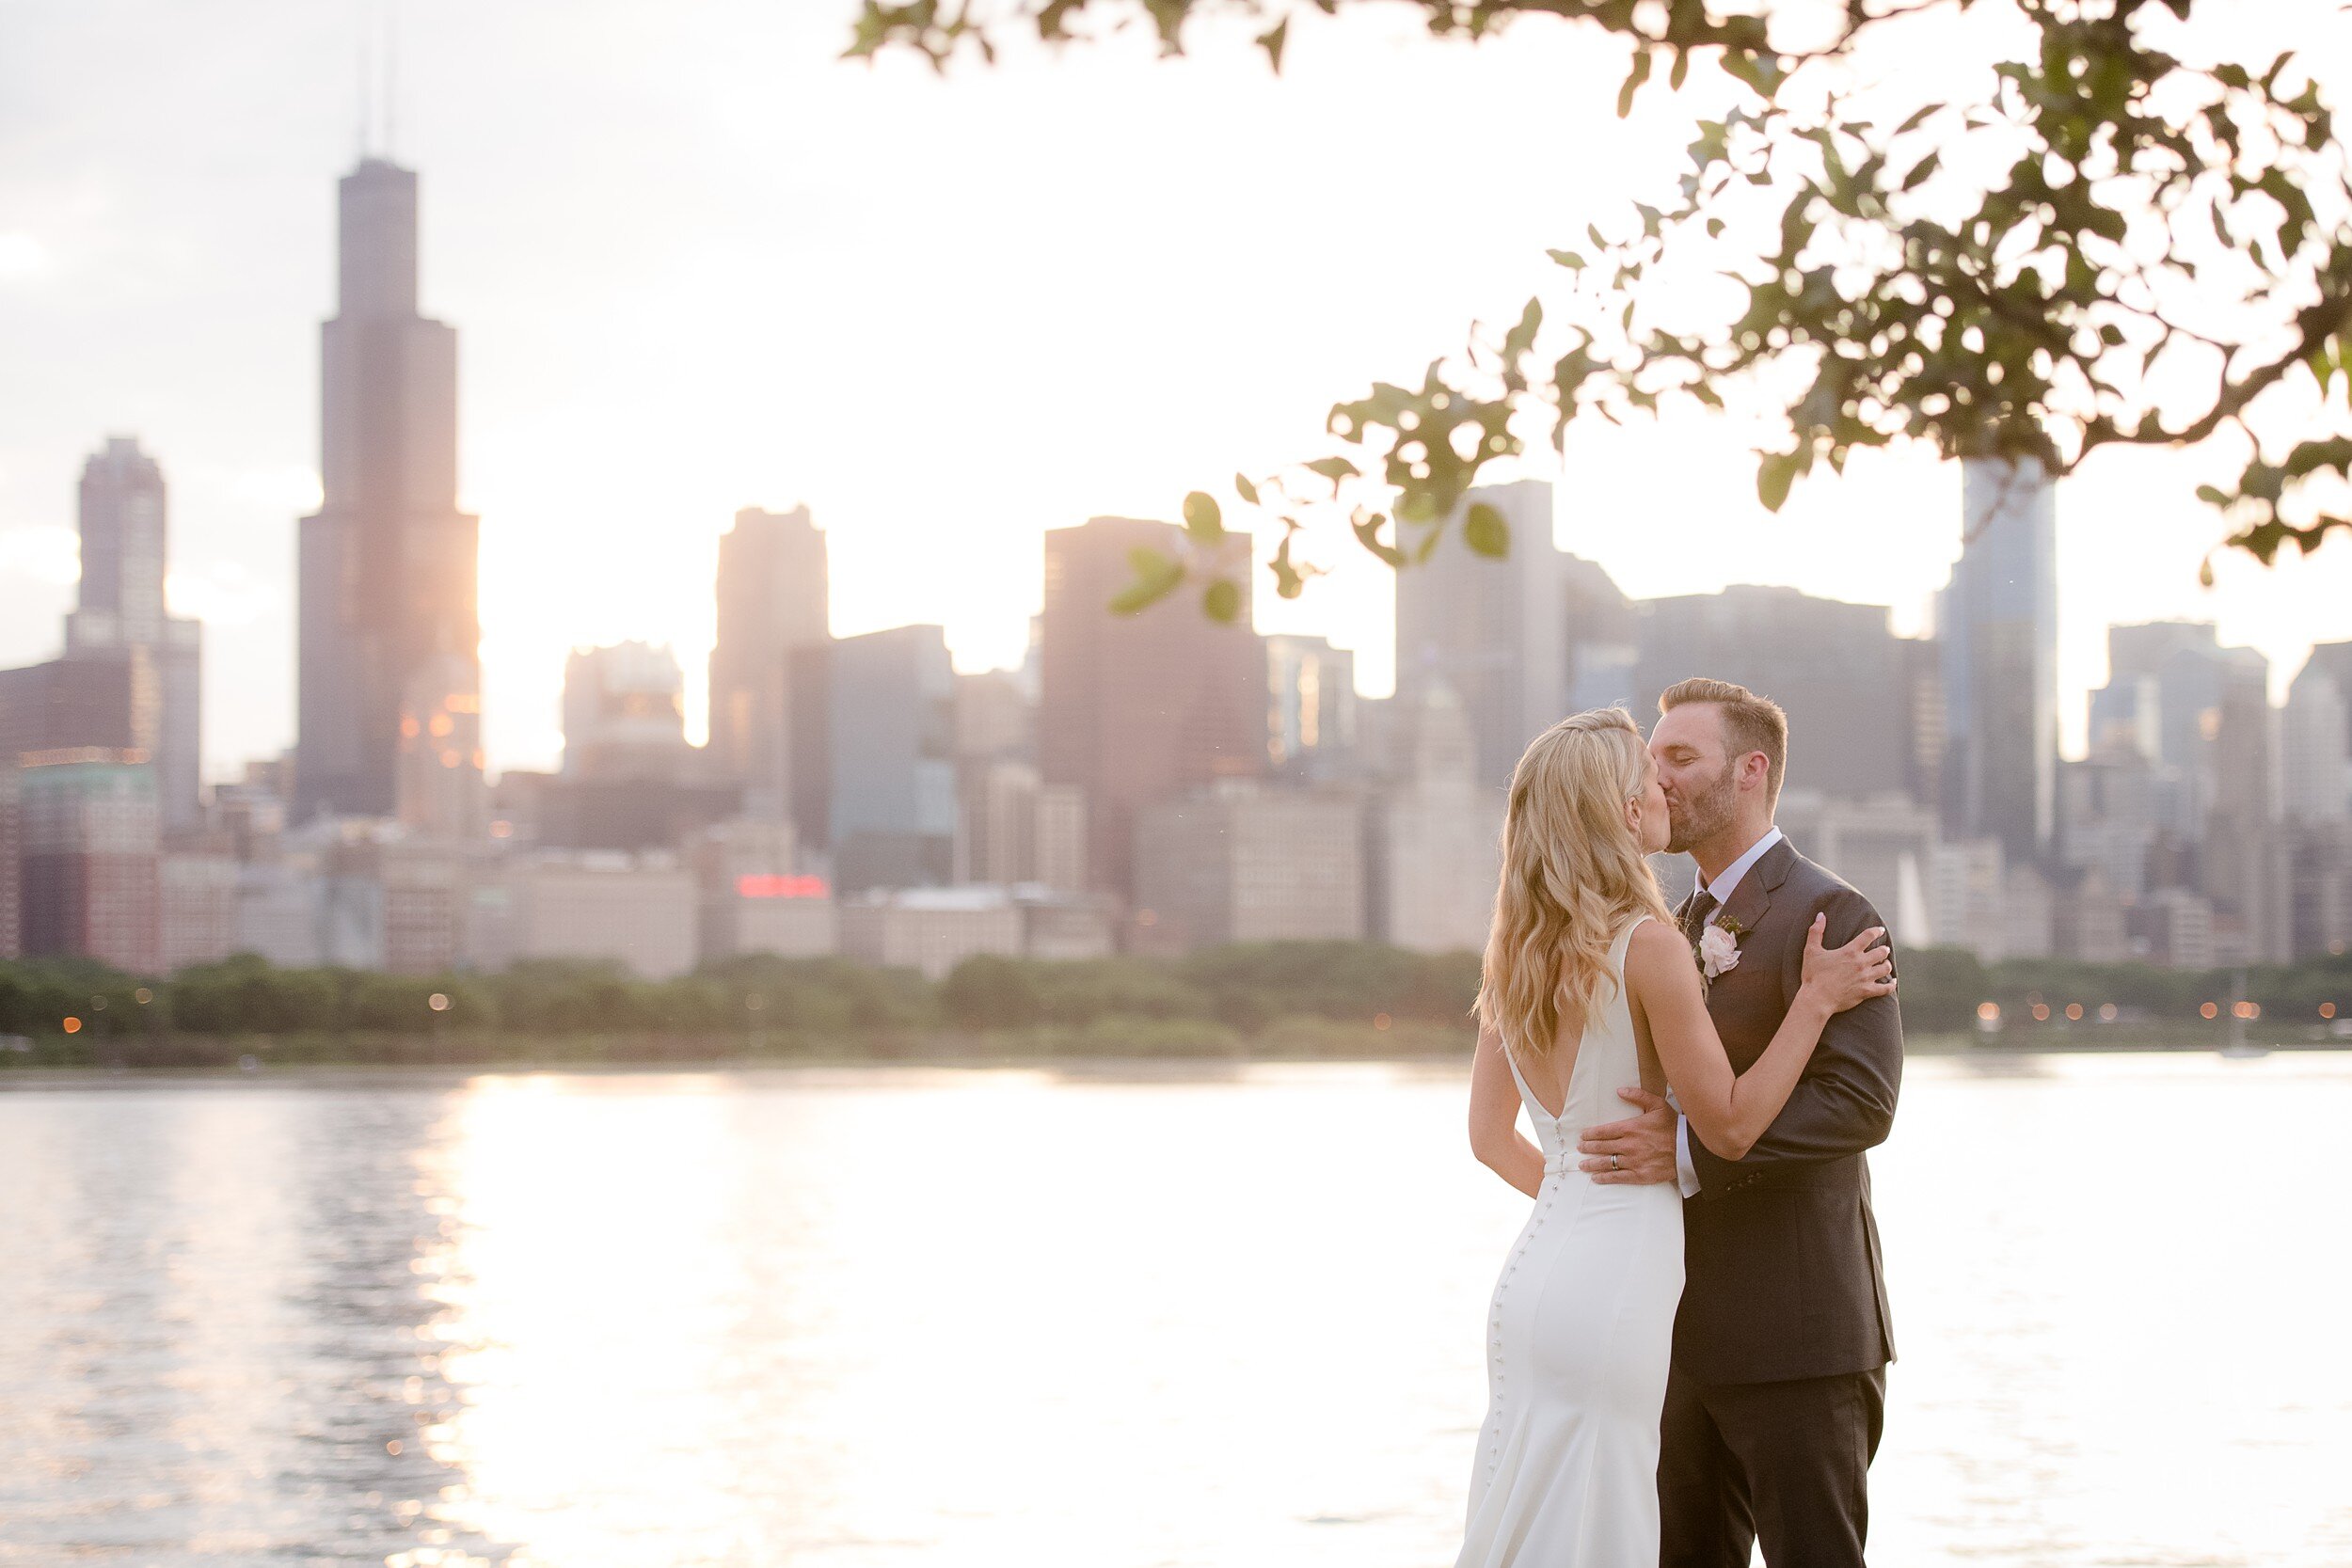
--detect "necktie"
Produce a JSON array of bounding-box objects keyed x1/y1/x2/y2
[{"x1": 1682, "y1": 888, "x2": 1719, "y2": 942}]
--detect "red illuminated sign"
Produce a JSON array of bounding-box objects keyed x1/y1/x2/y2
[{"x1": 737, "y1": 874, "x2": 830, "y2": 899}]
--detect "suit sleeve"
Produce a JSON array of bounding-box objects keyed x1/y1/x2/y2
[{"x1": 1687, "y1": 884, "x2": 1903, "y2": 1198}]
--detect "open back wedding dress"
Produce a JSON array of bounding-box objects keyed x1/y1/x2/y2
[{"x1": 1456, "y1": 914, "x2": 1687, "y2": 1566}]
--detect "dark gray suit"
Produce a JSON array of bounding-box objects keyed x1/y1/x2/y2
[{"x1": 1660, "y1": 835, "x2": 1901, "y2": 1568}]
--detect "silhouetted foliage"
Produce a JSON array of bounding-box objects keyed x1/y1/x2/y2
[
  {"x1": 854, "y1": 1, "x2": 2352, "y2": 606},
  {"x1": 5, "y1": 942, "x2": 2348, "y2": 1060}
]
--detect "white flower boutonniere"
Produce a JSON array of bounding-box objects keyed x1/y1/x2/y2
[{"x1": 1697, "y1": 924, "x2": 1741, "y2": 983}]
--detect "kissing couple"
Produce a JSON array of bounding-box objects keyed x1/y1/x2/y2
[{"x1": 1457, "y1": 678, "x2": 1903, "y2": 1567}]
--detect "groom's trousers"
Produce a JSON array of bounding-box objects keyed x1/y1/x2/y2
[{"x1": 1657, "y1": 1360, "x2": 1885, "y2": 1568}]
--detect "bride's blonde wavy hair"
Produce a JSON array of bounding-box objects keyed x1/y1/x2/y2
[{"x1": 1475, "y1": 707, "x2": 1675, "y2": 1068}]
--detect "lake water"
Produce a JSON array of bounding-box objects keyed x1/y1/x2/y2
[{"x1": 1, "y1": 1053, "x2": 2346, "y2": 1567}]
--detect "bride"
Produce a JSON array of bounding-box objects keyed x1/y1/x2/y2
[{"x1": 1455, "y1": 707, "x2": 1891, "y2": 1565}]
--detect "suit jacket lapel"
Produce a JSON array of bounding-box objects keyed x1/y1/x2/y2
[{"x1": 1719, "y1": 835, "x2": 1795, "y2": 937}]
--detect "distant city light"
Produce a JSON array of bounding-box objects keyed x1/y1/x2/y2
[
  {"x1": 61, "y1": 1018, "x2": 81, "y2": 1034},
  {"x1": 2201, "y1": 1002, "x2": 2220, "y2": 1020},
  {"x1": 2323, "y1": 1003, "x2": 2339, "y2": 1020},
  {"x1": 2063, "y1": 1003, "x2": 2084, "y2": 1022},
  {"x1": 133, "y1": 988, "x2": 151, "y2": 1005},
  {"x1": 2030, "y1": 1003, "x2": 2052, "y2": 1022},
  {"x1": 2098, "y1": 1003, "x2": 2118, "y2": 1022},
  {"x1": 427, "y1": 992, "x2": 452, "y2": 1012},
  {"x1": 737, "y1": 874, "x2": 829, "y2": 899},
  {"x1": 1373, "y1": 1012, "x2": 1392, "y2": 1030},
  {"x1": 1976, "y1": 1001, "x2": 2000, "y2": 1023}
]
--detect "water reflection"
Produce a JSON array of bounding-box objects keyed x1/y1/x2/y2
[
  {"x1": 1, "y1": 1056, "x2": 2347, "y2": 1566},
  {"x1": 0, "y1": 1083, "x2": 505, "y2": 1565}
]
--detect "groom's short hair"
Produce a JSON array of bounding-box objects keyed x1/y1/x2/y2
[{"x1": 1660, "y1": 678, "x2": 1789, "y2": 803}]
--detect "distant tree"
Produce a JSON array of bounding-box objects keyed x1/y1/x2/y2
[
  {"x1": 942, "y1": 954, "x2": 1045, "y2": 1027},
  {"x1": 169, "y1": 955, "x2": 342, "y2": 1035},
  {"x1": 854, "y1": 1, "x2": 2352, "y2": 611}
]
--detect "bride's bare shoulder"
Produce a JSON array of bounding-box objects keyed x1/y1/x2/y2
[{"x1": 1624, "y1": 920, "x2": 1695, "y2": 988}]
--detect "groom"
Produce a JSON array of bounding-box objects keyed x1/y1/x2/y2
[{"x1": 1579, "y1": 677, "x2": 1902, "y2": 1568}]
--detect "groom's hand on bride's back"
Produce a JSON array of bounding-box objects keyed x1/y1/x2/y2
[{"x1": 1578, "y1": 1086, "x2": 1679, "y2": 1186}]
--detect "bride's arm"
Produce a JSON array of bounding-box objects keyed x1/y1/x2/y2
[
  {"x1": 1468, "y1": 1022, "x2": 1545, "y2": 1198},
  {"x1": 1624, "y1": 915, "x2": 1889, "y2": 1162}
]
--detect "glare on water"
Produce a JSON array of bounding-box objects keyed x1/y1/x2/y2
[{"x1": 0, "y1": 1053, "x2": 2346, "y2": 1567}]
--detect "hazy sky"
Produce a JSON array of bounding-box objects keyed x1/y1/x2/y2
[{"x1": 5, "y1": 0, "x2": 2350, "y2": 781}]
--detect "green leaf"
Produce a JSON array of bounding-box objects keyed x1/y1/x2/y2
[
  {"x1": 1616, "y1": 49, "x2": 1653, "y2": 119},
  {"x1": 1351, "y1": 512, "x2": 1405, "y2": 568},
  {"x1": 1899, "y1": 150, "x2": 1940, "y2": 193},
  {"x1": 1201, "y1": 578, "x2": 1242, "y2": 624},
  {"x1": 1894, "y1": 103, "x2": 1942, "y2": 136},
  {"x1": 1182, "y1": 490, "x2": 1224, "y2": 542},
  {"x1": 1304, "y1": 456, "x2": 1359, "y2": 490},
  {"x1": 1547, "y1": 248, "x2": 1587, "y2": 271},
  {"x1": 1109, "y1": 546, "x2": 1184, "y2": 615},
  {"x1": 1756, "y1": 451, "x2": 1799, "y2": 513},
  {"x1": 1256, "y1": 16, "x2": 1288, "y2": 72},
  {"x1": 1233, "y1": 472, "x2": 1260, "y2": 506},
  {"x1": 1504, "y1": 297, "x2": 1543, "y2": 360},
  {"x1": 1464, "y1": 502, "x2": 1511, "y2": 558}
]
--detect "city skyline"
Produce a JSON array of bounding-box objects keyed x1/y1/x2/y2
[{"x1": 5, "y1": 1, "x2": 2351, "y2": 786}]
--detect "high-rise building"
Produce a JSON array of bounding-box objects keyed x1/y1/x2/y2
[
  {"x1": 1773, "y1": 791, "x2": 1940, "y2": 946},
  {"x1": 953, "y1": 669, "x2": 1035, "y2": 765},
  {"x1": 158, "y1": 852, "x2": 241, "y2": 973},
  {"x1": 1563, "y1": 553, "x2": 1639, "y2": 714},
  {"x1": 2090, "y1": 620, "x2": 2265, "y2": 834},
  {"x1": 1633, "y1": 586, "x2": 1937, "y2": 802},
  {"x1": 828, "y1": 625, "x2": 957, "y2": 893},
  {"x1": 1133, "y1": 780, "x2": 1364, "y2": 953},
  {"x1": 0, "y1": 767, "x2": 19, "y2": 958},
  {"x1": 17, "y1": 753, "x2": 159, "y2": 973},
  {"x1": 708, "y1": 506, "x2": 830, "y2": 825},
  {"x1": 564, "y1": 641, "x2": 691, "y2": 779},
  {"x1": 2057, "y1": 745, "x2": 2162, "y2": 900},
  {"x1": 1372, "y1": 679, "x2": 1502, "y2": 953},
  {"x1": 2284, "y1": 642, "x2": 2352, "y2": 825},
  {"x1": 1265, "y1": 634, "x2": 1359, "y2": 781},
  {"x1": 66, "y1": 437, "x2": 202, "y2": 838},
  {"x1": 1394, "y1": 480, "x2": 1565, "y2": 791},
  {"x1": 1939, "y1": 457, "x2": 2058, "y2": 864},
  {"x1": 2201, "y1": 650, "x2": 2289, "y2": 964},
  {"x1": 294, "y1": 158, "x2": 483, "y2": 829},
  {"x1": 1038, "y1": 516, "x2": 1263, "y2": 899}
]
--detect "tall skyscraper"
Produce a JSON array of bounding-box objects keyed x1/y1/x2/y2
[
  {"x1": 1938, "y1": 457, "x2": 2058, "y2": 864},
  {"x1": 294, "y1": 158, "x2": 483, "y2": 832},
  {"x1": 1038, "y1": 516, "x2": 1263, "y2": 901},
  {"x1": 1393, "y1": 480, "x2": 1565, "y2": 791},
  {"x1": 60, "y1": 437, "x2": 203, "y2": 839},
  {"x1": 708, "y1": 505, "x2": 830, "y2": 825},
  {"x1": 2284, "y1": 642, "x2": 2352, "y2": 825}
]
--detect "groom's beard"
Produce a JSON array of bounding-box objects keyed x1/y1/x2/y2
[{"x1": 1664, "y1": 763, "x2": 1738, "y2": 855}]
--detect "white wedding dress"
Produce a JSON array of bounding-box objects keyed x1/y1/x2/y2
[{"x1": 1456, "y1": 914, "x2": 1686, "y2": 1566}]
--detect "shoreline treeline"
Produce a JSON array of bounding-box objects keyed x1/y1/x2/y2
[{"x1": 2, "y1": 944, "x2": 2347, "y2": 1068}]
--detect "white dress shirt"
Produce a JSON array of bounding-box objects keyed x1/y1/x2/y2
[{"x1": 1674, "y1": 826, "x2": 1786, "y2": 1196}]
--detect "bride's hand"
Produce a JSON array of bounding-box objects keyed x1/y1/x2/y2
[{"x1": 1799, "y1": 913, "x2": 1895, "y2": 1013}]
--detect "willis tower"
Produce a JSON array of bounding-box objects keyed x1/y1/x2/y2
[{"x1": 294, "y1": 158, "x2": 484, "y2": 832}]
